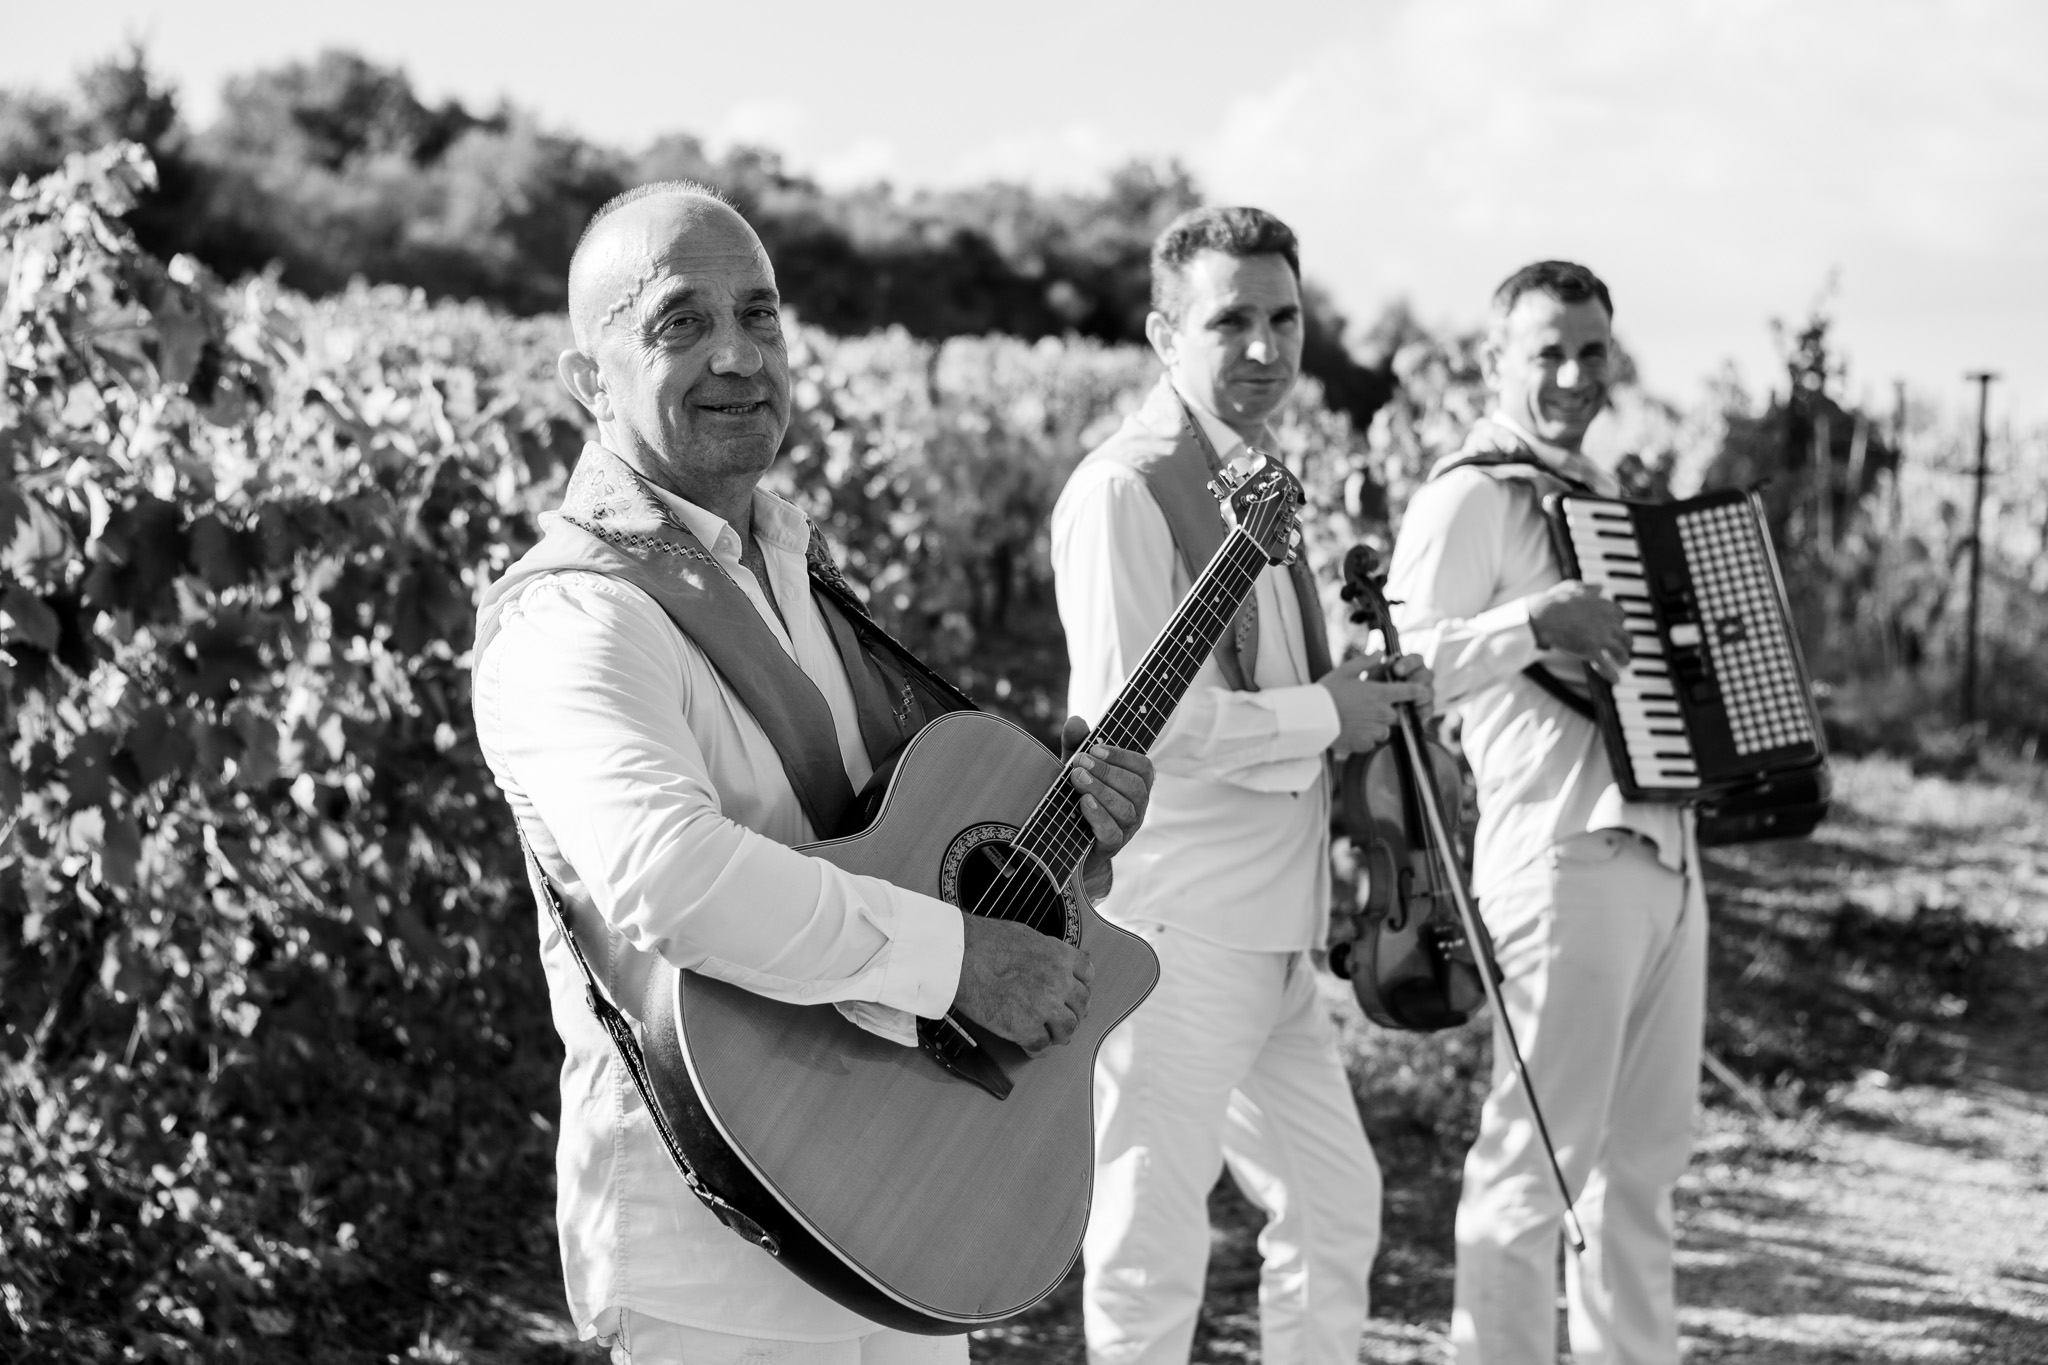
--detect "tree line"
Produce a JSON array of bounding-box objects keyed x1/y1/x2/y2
[{"x1": 0, "y1": 46, "x2": 1396, "y2": 431}]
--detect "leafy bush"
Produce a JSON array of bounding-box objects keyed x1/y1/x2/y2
[{"x1": 1, "y1": 144, "x2": 574, "y2": 1362}]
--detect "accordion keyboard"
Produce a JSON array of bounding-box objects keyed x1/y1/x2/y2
[
  {"x1": 1560, "y1": 499, "x2": 1697, "y2": 789},
  {"x1": 1545, "y1": 488, "x2": 1826, "y2": 803}
]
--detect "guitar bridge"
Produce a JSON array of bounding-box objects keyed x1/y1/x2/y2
[{"x1": 917, "y1": 1011, "x2": 1013, "y2": 1101}]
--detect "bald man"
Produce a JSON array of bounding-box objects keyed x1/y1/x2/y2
[{"x1": 472, "y1": 183, "x2": 1156, "y2": 1365}]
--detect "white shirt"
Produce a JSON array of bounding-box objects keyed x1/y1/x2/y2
[
  {"x1": 473, "y1": 482, "x2": 964, "y2": 1342},
  {"x1": 1382, "y1": 438, "x2": 1688, "y2": 900},
  {"x1": 1052, "y1": 395, "x2": 1342, "y2": 951}
]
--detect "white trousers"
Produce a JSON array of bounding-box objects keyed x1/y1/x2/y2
[
  {"x1": 602, "y1": 1309, "x2": 964, "y2": 1365},
  {"x1": 1083, "y1": 925, "x2": 1381, "y2": 1365},
  {"x1": 1452, "y1": 829, "x2": 1707, "y2": 1365}
]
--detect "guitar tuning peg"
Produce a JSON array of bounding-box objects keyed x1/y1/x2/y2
[{"x1": 1205, "y1": 479, "x2": 1222, "y2": 499}]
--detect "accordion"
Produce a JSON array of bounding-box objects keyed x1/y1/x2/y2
[{"x1": 1541, "y1": 487, "x2": 1831, "y2": 843}]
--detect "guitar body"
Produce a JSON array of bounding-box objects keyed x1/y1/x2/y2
[{"x1": 640, "y1": 710, "x2": 1160, "y2": 1333}]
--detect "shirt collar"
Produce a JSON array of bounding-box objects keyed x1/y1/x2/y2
[
  {"x1": 1489, "y1": 414, "x2": 1618, "y2": 495},
  {"x1": 642, "y1": 481, "x2": 814, "y2": 560}
]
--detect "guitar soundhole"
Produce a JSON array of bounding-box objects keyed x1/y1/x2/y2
[{"x1": 940, "y1": 824, "x2": 1079, "y2": 946}]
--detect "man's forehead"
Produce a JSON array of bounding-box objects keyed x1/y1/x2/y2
[
  {"x1": 592, "y1": 238, "x2": 776, "y2": 331},
  {"x1": 632, "y1": 246, "x2": 776, "y2": 296},
  {"x1": 1508, "y1": 292, "x2": 1609, "y2": 341},
  {"x1": 1185, "y1": 250, "x2": 1298, "y2": 303}
]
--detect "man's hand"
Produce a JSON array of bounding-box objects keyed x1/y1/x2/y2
[
  {"x1": 952, "y1": 914, "x2": 1094, "y2": 1054},
  {"x1": 1318, "y1": 653, "x2": 1434, "y2": 757},
  {"x1": 1059, "y1": 715, "x2": 1153, "y2": 901},
  {"x1": 1528, "y1": 580, "x2": 1631, "y2": 682}
]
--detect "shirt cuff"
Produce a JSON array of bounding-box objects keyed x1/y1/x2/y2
[
  {"x1": 1263, "y1": 682, "x2": 1343, "y2": 757},
  {"x1": 1475, "y1": 597, "x2": 1542, "y2": 674},
  {"x1": 879, "y1": 889, "x2": 965, "y2": 1021}
]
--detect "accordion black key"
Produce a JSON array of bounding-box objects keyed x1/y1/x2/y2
[{"x1": 1541, "y1": 487, "x2": 1831, "y2": 839}]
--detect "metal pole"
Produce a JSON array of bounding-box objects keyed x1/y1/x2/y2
[{"x1": 1962, "y1": 372, "x2": 1998, "y2": 724}]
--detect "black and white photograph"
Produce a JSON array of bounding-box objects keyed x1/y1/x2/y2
[{"x1": 2, "y1": 3, "x2": 2044, "y2": 1362}]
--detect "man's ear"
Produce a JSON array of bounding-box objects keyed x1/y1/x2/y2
[
  {"x1": 1478, "y1": 336, "x2": 1502, "y2": 392},
  {"x1": 557, "y1": 349, "x2": 610, "y2": 420},
  {"x1": 1143, "y1": 311, "x2": 1178, "y2": 369}
]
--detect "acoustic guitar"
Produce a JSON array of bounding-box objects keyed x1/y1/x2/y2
[{"x1": 636, "y1": 454, "x2": 1307, "y2": 1333}]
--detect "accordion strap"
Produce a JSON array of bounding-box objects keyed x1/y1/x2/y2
[
  {"x1": 1433, "y1": 452, "x2": 1605, "y2": 723},
  {"x1": 1523, "y1": 662, "x2": 1598, "y2": 720}
]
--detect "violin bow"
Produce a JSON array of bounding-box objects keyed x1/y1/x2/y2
[{"x1": 1345, "y1": 544, "x2": 1588, "y2": 1256}]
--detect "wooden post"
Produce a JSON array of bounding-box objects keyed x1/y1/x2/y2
[
  {"x1": 1846, "y1": 414, "x2": 1869, "y2": 510},
  {"x1": 1890, "y1": 380, "x2": 1906, "y2": 532},
  {"x1": 1962, "y1": 372, "x2": 1998, "y2": 724},
  {"x1": 1816, "y1": 412, "x2": 1835, "y2": 550}
]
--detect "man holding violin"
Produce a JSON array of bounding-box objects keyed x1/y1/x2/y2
[
  {"x1": 1051, "y1": 205, "x2": 1432, "y2": 1365},
  {"x1": 1383, "y1": 260, "x2": 1707, "y2": 1365}
]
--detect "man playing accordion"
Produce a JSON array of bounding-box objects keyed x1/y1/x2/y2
[{"x1": 1385, "y1": 260, "x2": 1707, "y2": 1365}]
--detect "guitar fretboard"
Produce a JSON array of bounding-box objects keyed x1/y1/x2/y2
[{"x1": 1013, "y1": 529, "x2": 1277, "y2": 885}]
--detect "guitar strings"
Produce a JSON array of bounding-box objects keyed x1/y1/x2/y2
[
  {"x1": 964, "y1": 496, "x2": 1291, "y2": 933},
  {"x1": 1005, "y1": 506, "x2": 1285, "y2": 893}
]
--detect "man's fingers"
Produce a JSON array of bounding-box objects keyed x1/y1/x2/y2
[{"x1": 1078, "y1": 792, "x2": 1126, "y2": 847}]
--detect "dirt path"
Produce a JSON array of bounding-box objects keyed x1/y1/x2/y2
[
  {"x1": 1669, "y1": 754, "x2": 2048, "y2": 1364},
  {"x1": 964, "y1": 755, "x2": 2048, "y2": 1363}
]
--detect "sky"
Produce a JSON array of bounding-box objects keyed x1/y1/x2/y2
[{"x1": 9, "y1": 0, "x2": 2046, "y2": 426}]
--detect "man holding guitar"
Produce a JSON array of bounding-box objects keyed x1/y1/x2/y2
[
  {"x1": 1383, "y1": 261, "x2": 1707, "y2": 1364},
  {"x1": 1052, "y1": 206, "x2": 1433, "y2": 1365},
  {"x1": 472, "y1": 184, "x2": 1156, "y2": 1365}
]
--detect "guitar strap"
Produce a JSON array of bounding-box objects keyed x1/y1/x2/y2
[
  {"x1": 506, "y1": 534, "x2": 972, "y2": 1254},
  {"x1": 516, "y1": 831, "x2": 782, "y2": 1255},
  {"x1": 1170, "y1": 393, "x2": 1333, "y2": 684},
  {"x1": 477, "y1": 444, "x2": 978, "y2": 1254}
]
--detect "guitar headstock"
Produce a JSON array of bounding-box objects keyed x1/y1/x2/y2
[
  {"x1": 1339, "y1": 542, "x2": 1403, "y2": 656},
  {"x1": 1207, "y1": 450, "x2": 1304, "y2": 566}
]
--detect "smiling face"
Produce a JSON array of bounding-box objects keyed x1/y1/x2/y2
[
  {"x1": 1484, "y1": 289, "x2": 1613, "y2": 451},
  {"x1": 1145, "y1": 249, "x2": 1303, "y2": 443},
  {"x1": 559, "y1": 194, "x2": 791, "y2": 517}
]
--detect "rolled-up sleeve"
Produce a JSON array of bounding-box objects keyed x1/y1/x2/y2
[
  {"x1": 482, "y1": 574, "x2": 962, "y2": 1023},
  {"x1": 1053, "y1": 463, "x2": 1339, "y2": 793},
  {"x1": 1385, "y1": 472, "x2": 1542, "y2": 707}
]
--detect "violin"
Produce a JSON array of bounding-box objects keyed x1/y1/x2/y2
[
  {"x1": 1324, "y1": 542, "x2": 1588, "y2": 1252},
  {"x1": 1327, "y1": 543, "x2": 1487, "y2": 1032}
]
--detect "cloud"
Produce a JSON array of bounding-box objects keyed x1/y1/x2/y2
[
  {"x1": 705, "y1": 98, "x2": 811, "y2": 157},
  {"x1": 1187, "y1": 0, "x2": 2048, "y2": 403},
  {"x1": 941, "y1": 122, "x2": 1131, "y2": 190},
  {"x1": 813, "y1": 136, "x2": 904, "y2": 190}
]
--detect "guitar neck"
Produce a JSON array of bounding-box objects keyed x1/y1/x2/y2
[{"x1": 1014, "y1": 528, "x2": 1278, "y2": 883}]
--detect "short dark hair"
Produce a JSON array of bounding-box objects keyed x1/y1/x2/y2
[
  {"x1": 1489, "y1": 260, "x2": 1614, "y2": 332},
  {"x1": 1149, "y1": 206, "x2": 1301, "y2": 322}
]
